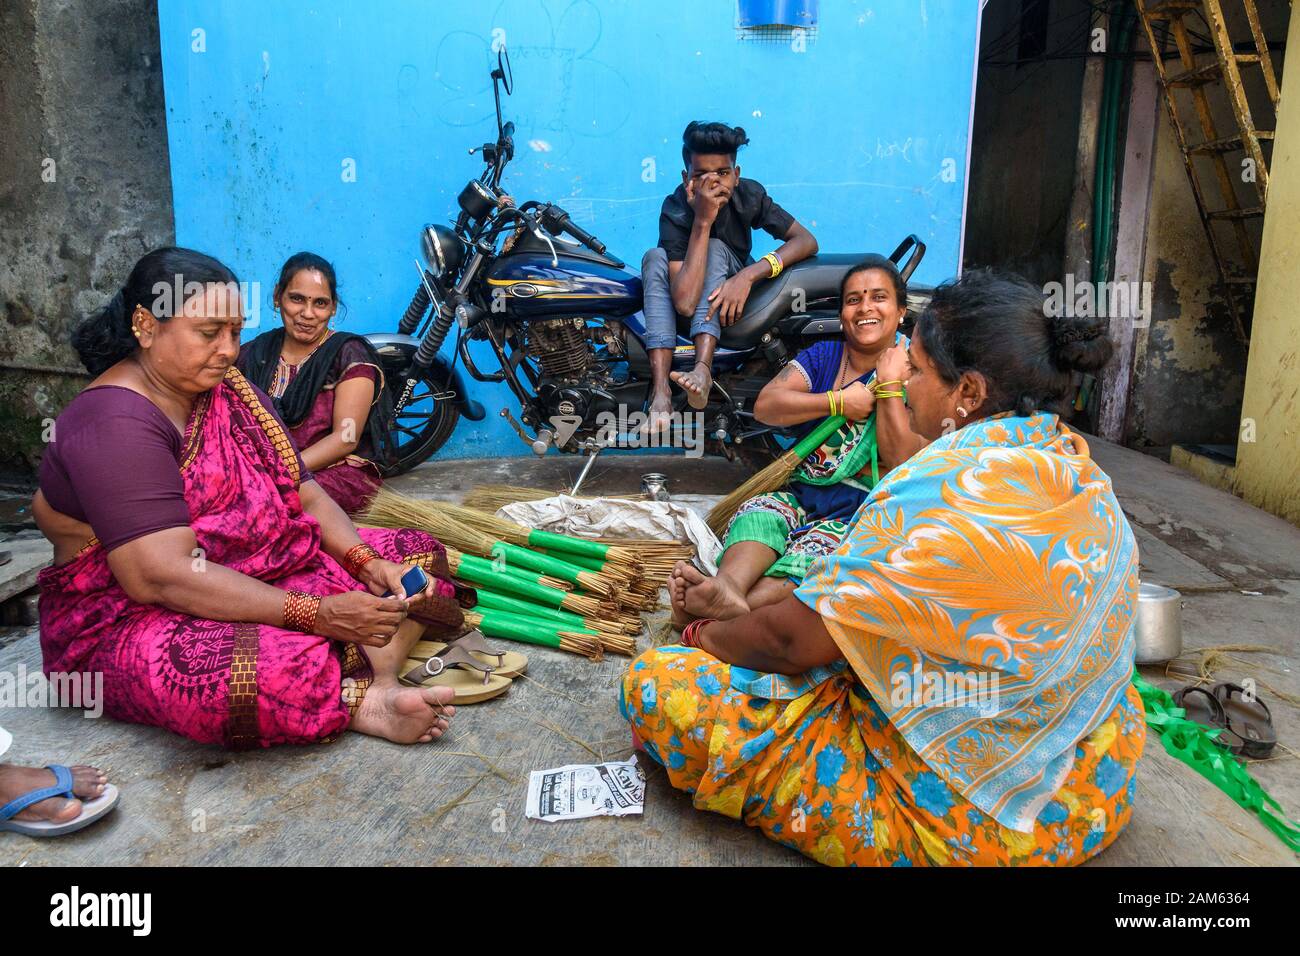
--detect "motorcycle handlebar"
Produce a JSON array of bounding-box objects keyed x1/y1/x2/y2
[{"x1": 544, "y1": 205, "x2": 606, "y2": 255}]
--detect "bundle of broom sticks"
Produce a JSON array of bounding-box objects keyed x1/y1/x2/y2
[
  {"x1": 360, "y1": 489, "x2": 676, "y2": 651},
  {"x1": 455, "y1": 486, "x2": 697, "y2": 580}
]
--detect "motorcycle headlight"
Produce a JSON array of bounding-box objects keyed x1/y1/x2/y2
[{"x1": 421, "y1": 224, "x2": 465, "y2": 279}]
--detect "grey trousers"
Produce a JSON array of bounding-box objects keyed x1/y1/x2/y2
[{"x1": 640, "y1": 239, "x2": 743, "y2": 349}]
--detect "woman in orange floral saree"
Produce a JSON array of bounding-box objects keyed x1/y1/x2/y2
[{"x1": 625, "y1": 270, "x2": 1146, "y2": 865}]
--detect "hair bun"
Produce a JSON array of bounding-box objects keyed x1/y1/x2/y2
[{"x1": 1050, "y1": 316, "x2": 1113, "y2": 374}]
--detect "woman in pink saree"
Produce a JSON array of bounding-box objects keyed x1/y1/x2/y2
[
  {"x1": 35, "y1": 247, "x2": 467, "y2": 749},
  {"x1": 235, "y1": 252, "x2": 393, "y2": 515}
]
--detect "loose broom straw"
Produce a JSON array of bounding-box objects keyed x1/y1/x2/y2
[
  {"x1": 446, "y1": 549, "x2": 607, "y2": 618},
  {"x1": 706, "y1": 415, "x2": 846, "y2": 535},
  {"x1": 462, "y1": 609, "x2": 603, "y2": 659}
]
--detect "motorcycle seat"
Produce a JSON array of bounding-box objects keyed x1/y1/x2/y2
[{"x1": 681, "y1": 254, "x2": 873, "y2": 349}]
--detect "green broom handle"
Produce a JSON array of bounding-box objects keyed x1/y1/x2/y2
[
  {"x1": 791, "y1": 415, "x2": 847, "y2": 460},
  {"x1": 472, "y1": 609, "x2": 563, "y2": 648},
  {"x1": 540, "y1": 549, "x2": 605, "y2": 573},
  {"x1": 525, "y1": 529, "x2": 610, "y2": 561},
  {"x1": 474, "y1": 588, "x2": 587, "y2": 629},
  {"x1": 454, "y1": 553, "x2": 567, "y2": 608},
  {"x1": 490, "y1": 541, "x2": 588, "y2": 585},
  {"x1": 476, "y1": 607, "x2": 601, "y2": 644}
]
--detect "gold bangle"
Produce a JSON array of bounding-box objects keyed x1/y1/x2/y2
[
  {"x1": 342, "y1": 543, "x2": 381, "y2": 580},
  {"x1": 762, "y1": 252, "x2": 782, "y2": 279},
  {"x1": 283, "y1": 590, "x2": 322, "y2": 633}
]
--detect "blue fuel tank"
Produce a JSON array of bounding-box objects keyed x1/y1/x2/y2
[{"x1": 485, "y1": 238, "x2": 643, "y2": 318}]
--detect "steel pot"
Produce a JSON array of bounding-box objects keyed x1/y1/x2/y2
[{"x1": 1134, "y1": 582, "x2": 1183, "y2": 663}]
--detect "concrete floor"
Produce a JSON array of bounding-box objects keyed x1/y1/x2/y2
[{"x1": 1, "y1": 440, "x2": 1297, "y2": 866}]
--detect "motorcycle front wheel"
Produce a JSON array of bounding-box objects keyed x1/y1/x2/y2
[{"x1": 382, "y1": 366, "x2": 461, "y2": 477}]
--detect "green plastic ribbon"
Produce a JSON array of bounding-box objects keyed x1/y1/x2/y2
[
  {"x1": 540, "y1": 548, "x2": 605, "y2": 573},
  {"x1": 1132, "y1": 669, "x2": 1300, "y2": 853},
  {"x1": 791, "y1": 415, "x2": 847, "y2": 460}
]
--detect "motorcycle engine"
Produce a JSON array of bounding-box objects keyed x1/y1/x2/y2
[
  {"x1": 519, "y1": 317, "x2": 625, "y2": 446},
  {"x1": 523, "y1": 317, "x2": 597, "y2": 380}
]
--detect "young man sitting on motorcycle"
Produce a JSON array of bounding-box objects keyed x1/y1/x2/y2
[{"x1": 642, "y1": 121, "x2": 819, "y2": 432}]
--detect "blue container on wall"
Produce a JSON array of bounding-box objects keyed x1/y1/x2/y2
[{"x1": 738, "y1": 0, "x2": 818, "y2": 28}]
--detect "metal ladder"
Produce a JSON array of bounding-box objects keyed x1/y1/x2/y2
[{"x1": 1134, "y1": 0, "x2": 1283, "y2": 343}]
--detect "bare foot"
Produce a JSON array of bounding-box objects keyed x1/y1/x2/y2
[
  {"x1": 675, "y1": 561, "x2": 750, "y2": 621},
  {"x1": 350, "y1": 679, "x2": 457, "y2": 744},
  {"x1": 669, "y1": 561, "x2": 693, "y2": 628},
  {"x1": 670, "y1": 363, "x2": 713, "y2": 410},
  {"x1": 641, "y1": 389, "x2": 674, "y2": 443},
  {"x1": 0, "y1": 763, "x2": 108, "y2": 824}
]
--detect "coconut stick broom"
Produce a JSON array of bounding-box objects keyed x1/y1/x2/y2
[
  {"x1": 475, "y1": 588, "x2": 641, "y2": 638},
  {"x1": 706, "y1": 415, "x2": 846, "y2": 536},
  {"x1": 462, "y1": 609, "x2": 604, "y2": 659},
  {"x1": 428, "y1": 499, "x2": 644, "y2": 572},
  {"x1": 360, "y1": 490, "x2": 620, "y2": 595},
  {"x1": 445, "y1": 549, "x2": 608, "y2": 619}
]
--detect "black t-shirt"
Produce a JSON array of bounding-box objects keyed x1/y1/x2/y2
[{"x1": 657, "y1": 177, "x2": 796, "y2": 263}]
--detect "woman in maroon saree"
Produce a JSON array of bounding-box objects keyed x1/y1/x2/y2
[
  {"x1": 36, "y1": 247, "x2": 466, "y2": 749},
  {"x1": 236, "y1": 252, "x2": 393, "y2": 515}
]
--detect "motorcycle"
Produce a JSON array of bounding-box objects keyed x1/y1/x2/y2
[{"x1": 370, "y1": 45, "x2": 931, "y2": 480}]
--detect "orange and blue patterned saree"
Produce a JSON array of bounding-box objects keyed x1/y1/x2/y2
[
  {"x1": 622, "y1": 412, "x2": 1145, "y2": 865},
  {"x1": 796, "y1": 412, "x2": 1141, "y2": 832}
]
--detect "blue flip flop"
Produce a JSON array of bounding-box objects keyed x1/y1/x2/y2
[{"x1": 0, "y1": 764, "x2": 119, "y2": 837}]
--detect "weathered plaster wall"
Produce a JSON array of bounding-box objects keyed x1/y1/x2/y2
[
  {"x1": 0, "y1": 0, "x2": 174, "y2": 474},
  {"x1": 1125, "y1": 104, "x2": 1250, "y2": 449},
  {"x1": 1123, "y1": 0, "x2": 1288, "y2": 450},
  {"x1": 1235, "y1": 9, "x2": 1300, "y2": 527}
]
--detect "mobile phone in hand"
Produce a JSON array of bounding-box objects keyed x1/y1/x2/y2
[{"x1": 382, "y1": 565, "x2": 429, "y2": 599}]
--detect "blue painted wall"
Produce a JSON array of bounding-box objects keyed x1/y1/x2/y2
[{"x1": 158, "y1": 0, "x2": 981, "y2": 457}]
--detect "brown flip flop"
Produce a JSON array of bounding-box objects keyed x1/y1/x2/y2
[
  {"x1": 400, "y1": 642, "x2": 512, "y2": 704},
  {"x1": 411, "y1": 629, "x2": 528, "y2": 678},
  {"x1": 1212, "y1": 682, "x2": 1277, "y2": 759}
]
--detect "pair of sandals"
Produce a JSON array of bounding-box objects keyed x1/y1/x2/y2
[
  {"x1": 1172, "y1": 682, "x2": 1278, "y2": 759},
  {"x1": 399, "y1": 629, "x2": 525, "y2": 704}
]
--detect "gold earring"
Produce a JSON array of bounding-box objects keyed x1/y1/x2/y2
[{"x1": 131, "y1": 305, "x2": 152, "y2": 335}]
